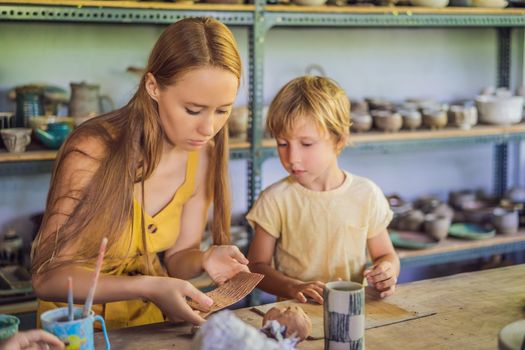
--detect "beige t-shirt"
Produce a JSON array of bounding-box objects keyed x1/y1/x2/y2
[{"x1": 246, "y1": 171, "x2": 393, "y2": 283}]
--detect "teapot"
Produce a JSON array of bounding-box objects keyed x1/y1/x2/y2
[
  {"x1": 69, "y1": 82, "x2": 114, "y2": 126},
  {"x1": 34, "y1": 122, "x2": 71, "y2": 149}
]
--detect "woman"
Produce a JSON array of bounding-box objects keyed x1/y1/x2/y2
[{"x1": 31, "y1": 17, "x2": 249, "y2": 329}]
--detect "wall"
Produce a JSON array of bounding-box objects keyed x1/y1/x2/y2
[{"x1": 0, "y1": 22, "x2": 523, "y2": 250}]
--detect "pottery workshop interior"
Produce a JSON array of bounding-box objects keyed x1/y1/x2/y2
[{"x1": 0, "y1": 0, "x2": 525, "y2": 349}]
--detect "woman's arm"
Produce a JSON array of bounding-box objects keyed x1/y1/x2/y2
[
  {"x1": 365, "y1": 229, "x2": 400, "y2": 298},
  {"x1": 247, "y1": 225, "x2": 324, "y2": 304}
]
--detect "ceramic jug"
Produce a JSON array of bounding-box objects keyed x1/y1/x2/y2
[
  {"x1": 69, "y1": 82, "x2": 114, "y2": 126},
  {"x1": 15, "y1": 85, "x2": 44, "y2": 128}
]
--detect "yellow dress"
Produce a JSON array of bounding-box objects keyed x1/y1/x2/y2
[{"x1": 37, "y1": 151, "x2": 200, "y2": 330}]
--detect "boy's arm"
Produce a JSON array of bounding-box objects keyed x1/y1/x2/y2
[
  {"x1": 247, "y1": 224, "x2": 324, "y2": 304},
  {"x1": 365, "y1": 229, "x2": 400, "y2": 298}
]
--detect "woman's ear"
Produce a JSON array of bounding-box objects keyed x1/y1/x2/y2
[{"x1": 145, "y1": 72, "x2": 159, "y2": 102}]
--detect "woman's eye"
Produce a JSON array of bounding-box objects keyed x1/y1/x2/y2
[
  {"x1": 217, "y1": 110, "x2": 229, "y2": 115},
  {"x1": 185, "y1": 108, "x2": 200, "y2": 115},
  {"x1": 302, "y1": 143, "x2": 313, "y2": 147}
]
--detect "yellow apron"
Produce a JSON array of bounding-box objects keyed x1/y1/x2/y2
[{"x1": 37, "y1": 151, "x2": 199, "y2": 330}]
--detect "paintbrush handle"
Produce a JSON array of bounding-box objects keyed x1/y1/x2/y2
[
  {"x1": 67, "y1": 276, "x2": 73, "y2": 321},
  {"x1": 82, "y1": 237, "x2": 108, "y2": 317}
]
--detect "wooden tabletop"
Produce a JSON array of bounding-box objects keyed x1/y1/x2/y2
[{"x1": 95, "y1": 264, "x2": 525, "y2": 349}]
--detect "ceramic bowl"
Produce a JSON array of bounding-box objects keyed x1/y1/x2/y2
[
  {"x1": 475, "y1": 95, "x2": 523, "y2": 125},
  {"x1": 351, "y1": 114, "x2": 373, "y2": 133},
  {"x1": 422, "y1": 109, "x2": 448, "y2": 129},
  {"x1": 0, "y1": 128, "x2": 32, "y2": 153},
  {"x1": 410, "y1": 0, "x2": 449, "y2": 6},
  {"x1": 372, "y1": 110, "x2": 402, "y2": 132},
  {"x1": 28, "y1": 116, "x2": 75, "y2": 131},
  {"x1": 0, "y1": 314, "x2": 19, "y2": 340},
  {"x1": 399, "y1": 110, "x2": 422, "y2": 130},
  {"x1": 350, "y1": 100, "x2": 369, "y2": 115},
  {"x1": 492, "y1": 207, "x2": 519, "y2": 235}
]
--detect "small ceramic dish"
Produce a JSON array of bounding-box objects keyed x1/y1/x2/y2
[
  {"x1": 389, "y1": 231, "x2": 439, "y2": 250},
  {"x1": 448, "y1": 223, "x2": 495, "y2": 240},
  {"x1": 0, "y1": 314, "x2": 19, "y2": 340}
]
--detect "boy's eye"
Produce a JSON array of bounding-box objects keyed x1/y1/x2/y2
[
  {"x1": 302, "y1": 143, "x2": 314, "y2": 147},
  {"x1": 276, "y1": 141, "x2": 288, "y2": 147}
]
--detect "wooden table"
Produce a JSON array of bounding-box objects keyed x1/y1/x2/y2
[{"x1": 96, "y1": 264, "x2": 525, "y2": 349}]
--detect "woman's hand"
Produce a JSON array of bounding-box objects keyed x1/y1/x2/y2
[
  {"x1": 203, "y1": 245, "x2": 249, "y2": 285},
  {"x1": 0, "y1": 329, "x2": 65, "y2": 350},
  {"x1": 287, "y1": 280, "x2": 325, "y2": 304},
  {"x1": 146, "y1": 276, "x2": 213, "y2": 325},
  {"x1": 363, "y1": 261, "x2": 397, "y2": 298}
]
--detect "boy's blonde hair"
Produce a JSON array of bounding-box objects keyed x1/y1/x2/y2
[{"x1": 267, "y1": 76, "x2": 350, "y2": 147}]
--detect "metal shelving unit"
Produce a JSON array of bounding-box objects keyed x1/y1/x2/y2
[{"x1": 2, "y1": 0, "x2": 525, "y2": 267}]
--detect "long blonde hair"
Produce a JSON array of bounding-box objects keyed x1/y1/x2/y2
[
  {"x1": 267, "y1": 76, "x2": 350, "y2": 148},
  {"x1": 32, "y1": 17, "x2": 241, "y2": 274}
]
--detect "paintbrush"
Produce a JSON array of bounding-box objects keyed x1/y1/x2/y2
[
  {"x1": 82, "y1": 237, "x2": 108, "y2": 317},
  {"x1": 67, "y1": 276, "x2": 74, "y2": 321}
]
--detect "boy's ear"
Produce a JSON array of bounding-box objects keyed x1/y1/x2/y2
[
  {"x1": 336, "y1": 134, "x2": 349, "y2": 153},
  {"x1": 145, "y1": 72, "x2": 160, "y2": 102}
]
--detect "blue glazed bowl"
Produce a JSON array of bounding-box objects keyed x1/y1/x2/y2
[{"x1": 0, "y1": 314, "x2": 19, "y2": 340}]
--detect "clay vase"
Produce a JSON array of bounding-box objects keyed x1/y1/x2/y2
[
  {"x1": 228, "y1": 107, "x2": 249, "y2": 140},
  {"x1": 69, "y1": 82, "x2": 114, "y2": 125},
  {"x1": 424, "y1": 213, "x2": 451, "y2": 241}
]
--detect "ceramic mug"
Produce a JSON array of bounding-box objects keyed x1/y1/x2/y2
[
  {"x1": 0, "y1": 128, "x2": 31, "y2": 153},
  {"x1": 41, "y1": 307, "x2": 110, "y2": 350},
  {"x1": 324, "y1": 281, "x2": 365, "y2": 350},
  {"x1": 0, "y1": 314, "x2": 19, "y2": 341}
]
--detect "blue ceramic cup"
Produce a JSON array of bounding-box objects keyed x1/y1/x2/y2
[
  {"x1": 0, "y1": 314, "x2": 19, "y2": 340},
  {"x1": 41, "y1": 307, "x2": 110, "y2": 350},
  {"x1": 324, "y1": 281, "x2": 365, "y2": 350}
]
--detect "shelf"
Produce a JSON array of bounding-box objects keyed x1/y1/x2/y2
[
  {"x1": 0, "y1": 0, "x2": 254, "y2": 25},
  {"x1": 260, "y1": 123, "x2": 525, "y2": 156},
  {"x1": 0, "y1": 141, "x2": 251, "y2": 163},
  {"x1": 397, "y1": 230, "x2": 525, "y2": 267},
  {"x1": 264, "y1": 5, "x2": 525, "y2": 29}
]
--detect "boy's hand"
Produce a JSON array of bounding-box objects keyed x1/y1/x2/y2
[
  {"x1": 363, "y1": 261, "x2": 397, "y2": 298},
  {"x1": 288, "y1": 281, "x2": 325, "y2": 304}
]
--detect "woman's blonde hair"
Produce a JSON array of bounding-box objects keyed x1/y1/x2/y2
[
  {"x1": 266, "y1": 76, "x2": 350, "y2": 148},
  {"x1": 32, "y1": 17, "x2": 241, "y2": 274}
]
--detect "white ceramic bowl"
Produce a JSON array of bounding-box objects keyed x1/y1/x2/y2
[
  {"x1": 471, "y1": 0, "x2": 508, "y2": 7},
  {"x1": 410, "y1": 0, "x2": 449, "y2": 7},
  {"x1": 475, "y1": 95, "x2": 523, "y2": 125}
]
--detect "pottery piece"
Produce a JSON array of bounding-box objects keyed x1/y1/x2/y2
[
  {"x1": 504, "y1": 187, "x2": 525, "y2": 204},
  {"x1": 410, "y1": 0, "x2": 449, "y2": 6},
  {"x1": 263, "y1": 305, "x2": 312, "y2": 341},
  {"x1": 475, "y1": 95, "x2": 523, "y2": 125},
  {"x1": 424, "y1": 213, "x2": 451, "y2": 241},
  {"x1": 351, "y1": 113, "x2": 372, "y2": 133},
  {"x1": 432, "y1": 203, "x2": 455, "y2": 221},
  {"x1": 0, "y1": 315, "x2": 19, "y2": 341},
  {"x1": 69, "y1": 82, "x2": 114, "y2": 125},
  {"x1": 365, "y1": 98, "x2": 394, "y2": 111},
  {"x1": 0, "y1": 112, "x2": 14, "y2": 130},
  {"x1": 448, "y1": 105, "x2": 478, "y2": 129},
  {"x1": 449, "y1": 190, "x2": 477, "y2": 210},
  {"x1": 492, "y1": 207, "x2": 519, "y2": 234},
  {"x1": 34, "y1": 122, "x2": 72, "y2": 149},
  {"x1": 372, "y1": 110, "x2": 402, "y2": 132},
  {"x1": 413, "y1": 196, "x2": 441, "y2": 214},
  {"x1": 28, "y1": 115, "x2": 75, "y2": 131},
  {"x1": 399, "y1": 109, "x2": 422, "y2": 130},
  {"x1": 228, "y1": 107, "x2": 249, "y2": 140},
  {"x1": 0, "y1": 128, "x2": 31, "y2": 153},
  {"x1": 398, "y1": 210, "x2": 425, "y2": 231},
  {"x1": 422, "y1": 109, "x2": 447, "y2": 129},
  {"x1": 350, "y1": 100, "x2": 369, "y2": 115}
]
